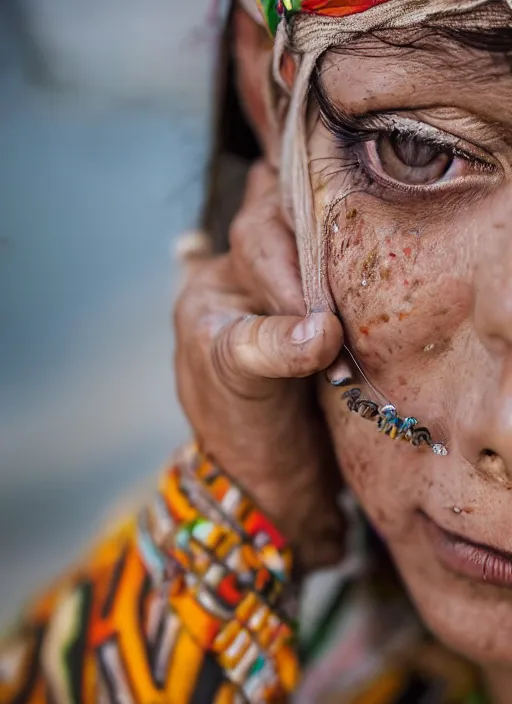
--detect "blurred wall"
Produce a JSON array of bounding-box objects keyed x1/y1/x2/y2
[{"x1": 0, "y1": 0, "x2": 223, "y2": 625}]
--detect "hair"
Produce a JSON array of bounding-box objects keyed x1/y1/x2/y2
[{"x1": 200, "y1": 2, "x2": 261, "y2": 255}]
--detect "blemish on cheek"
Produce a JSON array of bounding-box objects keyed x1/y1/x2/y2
[
  {"x1": 403, "y1": 279, "x2": 409, "y2": 286},
  {"x1": 360, "y1": 246, "x2": 380, "y2": 287},
  {"x1": 358, "y1": 313, "x2": 391, "y2": 334},
  {"x1": 380, "y1": 267, "x2": 391, "y2": 281},
  {"x1": 336, "y1": 219, "x2": 366, "y2": 261},
  {"x1": 346, "y1": 208, "x2": 357, "y2": 219},
  {"x1": 397, "y1": 312, "x2": 410, "y2": 321},
  {"x1": 436, "y1": 337, "x2": 453, "y2": 353},
  {"x1": 389, "y1": 252, "x2": 397, "y2": 259},
  {"x1": 403, "y1": 246, "x2": 412, "y2": 258}
]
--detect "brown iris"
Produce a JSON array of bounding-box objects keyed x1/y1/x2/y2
[{"x1": 377, "y1": 133, "x2": 452, "y2": 185}]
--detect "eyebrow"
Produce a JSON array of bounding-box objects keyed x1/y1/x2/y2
[
  {"x1": 320, "y1": 26, "x2": 512, "y2": 84},
  {"x1": 314, "y1": 40, "x2": 512, "y2": 138}
]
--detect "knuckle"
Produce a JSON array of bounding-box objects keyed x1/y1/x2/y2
[
  {"x1": 246, "y1": 159, "x2": 267, "y2": 186},
  {"x1": 173, "y1": 300, "x2": 215, "y2": 364},
  {"x1": 228, "y1": 210, "x2": 252, "y2": 251},
  {"x1": 245, "y1": 160, "x2": 277, "y2": 199},
  {"x1": 172, "y1": 293, "x2": 190, "y2": 338},
  {"x1": 195, "y1": 311, "x2": 222, "y2": 350},
  {"x1": 173, "y1": 277, "x2": 202, "y2": 334},
  {"x1": 230, "y1": 212, "x2": 272, "y2": 272},
  {"x1": 172, "y1": 258, "x2": 229, "y2": 337},
  {"x1": 211, "y1": 315, "x2": 256, "y2": 381},
  {"x1": 210, "y1": 323, "x2": 240, "y2": 388},
  {"x1": 242, "y1": 162, "x2": 265, "y2": 199}
]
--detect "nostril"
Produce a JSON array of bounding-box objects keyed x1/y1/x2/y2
[
  {"x1": 475, "y1": 449, "x2": 512, "y2": 486},
  {"x1": 481, "y1": 448, "x2": 498, "y2": 459}
]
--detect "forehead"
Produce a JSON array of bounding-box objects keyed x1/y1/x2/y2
[{"x1": 320, "y1": 32, "x2": 512, "y2": 120}]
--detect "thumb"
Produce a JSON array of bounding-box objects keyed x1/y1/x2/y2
[{"x1": 214, "y1": 311, "x2": 344, "y2": 381}]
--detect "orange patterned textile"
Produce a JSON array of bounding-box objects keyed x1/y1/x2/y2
[{"x1": 0, "y1": 447, "x2": 298, "y2": 703}]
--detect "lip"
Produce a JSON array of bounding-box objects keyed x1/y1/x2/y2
[{"x1": 420, "y1": 512, "x2": 512, "y2": 589}]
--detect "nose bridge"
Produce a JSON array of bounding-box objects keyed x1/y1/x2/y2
[
  {"x1": 458, "y1": 355, "x2": 512, "y2": 485},
  {"x1": 457, "y1": 194, "x2": 512, "y2": 478},
  {"x1": 473, "y1": 197, "x2": 512, "y2": 349}
]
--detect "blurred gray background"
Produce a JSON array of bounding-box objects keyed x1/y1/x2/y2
[{"x1": 0, "y1": 0, "x2": 223, "y2": 625}]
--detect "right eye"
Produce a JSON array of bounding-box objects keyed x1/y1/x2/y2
[{"x1": 376, "y1": 133, "x2": 453, "y2": 185}]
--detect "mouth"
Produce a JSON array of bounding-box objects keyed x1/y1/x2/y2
[{"x1": 420, "y1": 511, "x2": 512, "y2": 589}]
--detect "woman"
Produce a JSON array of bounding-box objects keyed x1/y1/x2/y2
[{"x1": 3, "y1": 0, "x2": 512, "y2": 701}]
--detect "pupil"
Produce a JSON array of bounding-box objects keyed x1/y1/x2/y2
[{"x1": 391, "y1": 134, "x2": 444, "y2": 168}]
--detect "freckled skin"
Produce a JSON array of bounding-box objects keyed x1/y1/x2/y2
[{"x1": 304, "y1": 34, "x2": 512, "y2": 686}]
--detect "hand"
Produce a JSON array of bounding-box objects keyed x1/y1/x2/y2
[{"x1": 174, "y1": 161, "x2": 346, "y2": 571}]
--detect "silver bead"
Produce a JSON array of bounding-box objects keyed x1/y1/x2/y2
[
  {"x1": 432, "y1": 443, "x2": 448, "y2": 456},
  {"x1": 379, "y1": 404, "x2": 397, "y2": 416}
]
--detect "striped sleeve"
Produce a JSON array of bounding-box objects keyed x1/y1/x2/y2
[{"x1": 0, "y1": 446, "x2": 299, "y2": 703}]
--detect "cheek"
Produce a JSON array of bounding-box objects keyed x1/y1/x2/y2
[
  {"x1": 320, "y1": 382, "x2": 425, "y2": 540},
  {"x1": 328, "y1": 210, "x2": 473, "y2": 383}
]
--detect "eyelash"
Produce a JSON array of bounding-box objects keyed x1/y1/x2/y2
[{"x1": 324, "y1": 114, "x2": 495, "y2": 194}]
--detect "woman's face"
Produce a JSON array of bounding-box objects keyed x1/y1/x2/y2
[{"x1": 310, "y1": 33, "x2": 512, "y2": 666}]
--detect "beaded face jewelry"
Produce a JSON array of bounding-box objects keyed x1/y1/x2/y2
[
  {"x1": 342, "y1": 388, "x2": 448, "y2": 456},
  {"x1": 325, "y1": 196, "x2": 448, "y2": 456},
  {"x1": 339, "y1": 346, "x2": 448, "y2": 456}
]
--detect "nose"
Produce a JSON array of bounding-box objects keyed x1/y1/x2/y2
[
  {"x1": 473, "y1": 246, "x2": 512, "y2": 354},
  {"x1": 458, "y1": 196, "x2": 512, "y2": 482},
  {"x1": 459, "y1": 362, "x2": 512, "y2": 486}
]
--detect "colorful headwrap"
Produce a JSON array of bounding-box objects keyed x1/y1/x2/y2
[
  {"x1": 258, "y1": 0, "x2": 391, "y2": 35},
  {"x1": 258, "y1": 0, "x2": 512, "y2": 34}
]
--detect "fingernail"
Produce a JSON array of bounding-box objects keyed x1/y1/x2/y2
[
  {"x1": 291, "y1": 316, "x2": 318, "y2": 344},
  {"x1": 327, "y1": 374, "x2": 352, "y2": 387},
  {"x1": 326, "y1": 358, "x2": 352, "y2": 386}
]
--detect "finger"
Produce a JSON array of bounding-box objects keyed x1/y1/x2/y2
[
  {"x1": 213, "y1": 311, "x2": 343, "y2": 382},
  {"x1": 175, "y1": 230, "x2": 213, "y2": 263},
  {"x1": 229, "y1": 167, "x2": 304, "y2": 316},
  {"x1": 172, "y1": 231, "x2": 215, "y2": 300},
  {"x1": 325, "y1": 353, "x2": 354, "y2": 387},
  {"x1": 241, "y1": 160, "x2": 279, "y2": 205},
  {"x1": 230, "y1": 209, "x2": 304, "y2": 316}
]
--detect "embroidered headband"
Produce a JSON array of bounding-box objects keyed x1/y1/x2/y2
[
  {"x1": 256, "y1": 0, "x2": 512, "y2": 35},
  {"x1": 258, "y1": 0, "x2": 391, "y2": 35}
]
